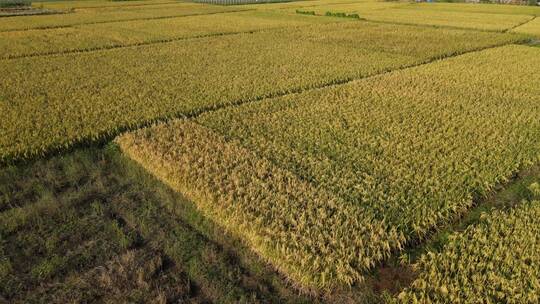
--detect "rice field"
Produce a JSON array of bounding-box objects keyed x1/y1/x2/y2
[
  {"x1": 288, "y1": 2, "x2": 540, "y2": 31},
  {"x1": 513, "y1": 16, "x2": 540, "y2": 37},
  {"x1": 0, "y1": 2, "x2": 246, "y2": 31},
  {"x1": 397, "y1": 198, "x2": 540, "y2": 303},
  {"x1": 1, "y1": 21, "x2": 524, "y2": 162},
  {"x1": 2, "y1": 0, "x2": 540, "y2": 302},
  {"x1": 0, "y1": 11, "x2": 352, "y2": 59},
  {"x1": 117, "y1": 44, "x2": 540, "y2": 290}
]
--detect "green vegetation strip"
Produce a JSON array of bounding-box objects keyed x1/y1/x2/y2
[
  {"x1": 0, "y1": 0, "x2": 31, "y2": 8},
  {"x1": 0, "y1": 22, "x2": 526, "y2": 162},
  {"x1": 118, "y1": 45, "x2": 540, "y2": 291},
  {"x1": 396, "y1": 198, "x2": 540, "y2": 303}
]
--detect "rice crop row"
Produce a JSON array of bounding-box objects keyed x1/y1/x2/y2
[
  {"x1": 396, "y1": 198, "x2": 540, "y2": 304},
  {"x1": 0, "y1": 11, "x2": 349, "y2": 59},
  {"x1": 0, "y1": 2, "x2": 245, "y2": 32},
  {"x1": 118, "y1": 45, "x2": 540, "y2": 290},
  {"x1": 0, "y1": 0, "x2": 31, "y2": 8},
  {"x1": 0, "y1": 21, "x2": 522, "y2": 163}
]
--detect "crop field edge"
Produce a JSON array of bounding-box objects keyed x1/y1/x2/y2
[{"x1": 369, "y1": 164, "x2": 540, "y2": 298}]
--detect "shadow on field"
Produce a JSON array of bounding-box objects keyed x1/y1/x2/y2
[{"x1": 0, "y1": 145, "x2": 319, "y2": 303}]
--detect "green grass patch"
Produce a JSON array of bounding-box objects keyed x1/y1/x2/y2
[
  {"x1": 295, "y1": 9, "x2": 315, "y2": 15},
  {"x1": 0, "y1": 0, "x2": 31, "y2": 8},
  {"x1": 325, "y1": 11, "x2": 360, "y2": 19}
]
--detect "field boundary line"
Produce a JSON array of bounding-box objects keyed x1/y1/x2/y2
[
  {"x1": 379, "y1": 163, "x2": 540, "y2": 298},
  {"x1": 0, "y1": 8, "x2": 254, "y2": 33},
  {"x1": 505, "y1": 15, "x2": 537, "y2": 33}
]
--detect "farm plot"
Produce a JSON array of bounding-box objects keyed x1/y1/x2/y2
[
  {"x1": 291, "y1": 2, "x2": 534, "y2": 31},
  {"x1": 513, "y1": 17, "x2": 540, "y2": 38},
  {"x1": 0, "y1": 2, "x2": 246, "y2": 32},
  {"x1": 0, "y1": 10, "x2": 350, "y2": 59},
  {"x1": 117, "y1": 45, "x2": 540, "y2": 290},
  {"x1": 0, "y1": 22, "x2": 523, "y2": 162},
  {"x1": 397, "y1": 199, "x2": 540, "y2": 303}
]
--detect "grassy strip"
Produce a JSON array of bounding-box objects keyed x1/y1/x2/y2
[
  {"x1": 0, "y1": 198, "x2": 137, "y2": 300},
  {"x1": 324, "y1": 11, "x2": 360, "y2": 19},
  {"x1": 0, "y1": 22, "x2": 525, "y2": 163},
  {"x1": 22, "y1": 248, "x2": 203, "y2": 304},
  {"x1": 295, "y1": 9, "x2": 315, "y2": 15}
]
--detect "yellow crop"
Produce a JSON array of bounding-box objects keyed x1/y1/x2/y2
[
  {"x1": 288, "y1": 2, "x2": 537, "y2": 31},
  {"x1": 0, "y1": 2, "x2": 245, "y2": 32},
  {"x1": 1, "y1": 22, "x2": 521, "y2": 162},
  {"x1": 118, "y1": 45, "x2": 540, "y2": 290},
  {"x1": 396, "y1": 200, "x2": 540, "y2": 303},
  {"x1": 408, "y1": 2, "x2": 540, "y2": 16},
  {"x1": 0, "y1": 11, "x2": 350, "y2": 59},
  {"x1": 513, "y1": 17, "x2": 540, "y2": 38}
]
